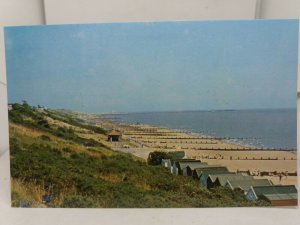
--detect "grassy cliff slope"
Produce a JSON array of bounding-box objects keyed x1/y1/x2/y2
[{"x1": 9, "y1": 102, "x2": 268, "y2": 208}]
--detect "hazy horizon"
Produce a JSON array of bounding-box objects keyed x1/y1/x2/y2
[
  {"x1": 8, "y1": 100, "x2": 297, "y2": 115},
  {"x1": 5, "y1": 20, "x2": 299, "y2": 113}
]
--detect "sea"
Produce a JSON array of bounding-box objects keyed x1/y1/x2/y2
[{"x1": 103, "y1": 109, "x2": 297, "y2": 150}]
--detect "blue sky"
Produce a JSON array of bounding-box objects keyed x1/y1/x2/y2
[{"x1": 5, "y1": 20, "x2": 299, "y2": 112}]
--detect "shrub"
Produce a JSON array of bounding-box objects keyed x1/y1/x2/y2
[
  {"x1": 36, "y1": 116, "x2": 51, "y2": 129},
  {"x1": 8, "y1": 110, "x2": 23, "y2": 123},
  {"x1": 39, "y1": 135, "x2": 51, "y2": 141},
  {"x1": 147, "y1": 151, "x2": 169, "y2": 165},
  {"x1": 147, "y1": 151, "x2": 184, "y2": 165}
]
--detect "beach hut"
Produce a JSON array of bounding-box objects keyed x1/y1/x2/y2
[
  {"x1": 206, "y1": 173, "x2": 248, "y2": 189},
  {"x1": 194, "y1": 167, "x2": 230, "y2": 187},
  {"x1": 161, "y1": 159, "x2": 172, "y2": 171},
  {"x1": 246, "y1": 185, "x2": 298, "y2": 206},
  {"x1": 192, "y1": 166, "x2": 228, "y2": 180},
  {"x1": 107, "y1": 129, "x2": 121, "y2": 142},
  {"x1": 179, "y1": 162, "x2": 209, "y2": 176},
  {"x1": 225, "y1": 178, "x2": 273, "y2": 194},
  {"x1": 175, "y1": 160, "x2": 202, "y2": 176},
  {"x1": 171, "y1": 159, "x2": 199, "y2": 175},
  {"x1": 185, "y1": 162, "x2": 209, "y2": 176}
]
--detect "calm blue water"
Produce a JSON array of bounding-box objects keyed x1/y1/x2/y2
[{"x1": 104, "y1": 109, "x2": 297, "y2": 150}]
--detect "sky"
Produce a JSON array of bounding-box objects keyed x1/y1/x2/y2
[{"x1": 4, "y1": 20, "x2": 299, "y2": 113}]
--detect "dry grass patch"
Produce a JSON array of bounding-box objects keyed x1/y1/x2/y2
[
  {"x1": 45, "y1": 115, "x2": 90, "y2": 133},
  {"x1": 10, "y1": 122, "x2": 111, "y2": 158},
  {"x1": 11, "y1": 178, "x2": 45, "y2": 207}
]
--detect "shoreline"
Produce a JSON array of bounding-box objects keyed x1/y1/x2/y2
[
  {"x1": 101, "y1": 113, "x2": 297, "y2": 151},
  {"x1": 107, "y1": 119, "x2": 297, "y2": 152},
  {"x1": 78, "y1": 112, "x2": 298, "y2": 186},
  {"x1": 101, "y1": 117, "x2": 297, "y2": 151}
]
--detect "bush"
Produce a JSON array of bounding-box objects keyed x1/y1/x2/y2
[
  {"x1": 39, "y1": 135, "x2": 51, "y2": 141},
  {"x1": 147, "y1": 151, "x2": 185, "y2": 165},
  {"x1": 8, "y1": 110, "x2": 23, "y2": 123},
  {"x1": 37, "y1": 118, "x2": 50, "y2": 129},
  {"x1": 147, "y1": 151, "x2": 169, "y2": 165},
  {"x1": 147, "y1": 151, "x2": 184, "y2": 165}
]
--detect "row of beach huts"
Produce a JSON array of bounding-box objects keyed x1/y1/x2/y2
[{"x1": 160, "y1": 156, "x2": 298, "y2": 206}]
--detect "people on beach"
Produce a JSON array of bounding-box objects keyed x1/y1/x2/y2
[{"x1": 279, "y1": 173, "x2": 282, "y2": 182}]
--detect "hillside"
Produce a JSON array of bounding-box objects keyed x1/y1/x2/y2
[{"x1": 8, "y1": 101, "x2": 268, "y2": 207}]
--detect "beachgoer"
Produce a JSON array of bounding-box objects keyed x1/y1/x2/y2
[{"x1": 279, "y1": 173, "x2": 282, "y2": 182}]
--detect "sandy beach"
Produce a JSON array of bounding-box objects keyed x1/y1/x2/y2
[{"x1": 77, "y1": 113, "x2": 298, "y2": 186}]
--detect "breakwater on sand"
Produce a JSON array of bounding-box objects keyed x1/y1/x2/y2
[{"x1": 103, "y1": 109, "x2": 297, "y2": 150}]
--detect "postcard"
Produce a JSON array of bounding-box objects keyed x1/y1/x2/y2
[{"x1": 4, "y1": 20, "x2": 298, "y2": 208}]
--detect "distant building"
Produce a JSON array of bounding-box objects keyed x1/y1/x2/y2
[
  {"x1": 246, "y1": 185, "x2": 298, "y2": 206},
  {"x1": 107, "y1": 129, "x2": 121, "y2": 142},
  {"x1": 8, "y1": 104, "x2": 13, "y2": 111},
  {"x1": 37, "y1": 106, "x2": 48, "y2": 112}
]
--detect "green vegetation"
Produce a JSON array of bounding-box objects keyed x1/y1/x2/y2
[
  {"x1": 9, "y1": 102, "x2": 269, "y2": 208},
  {"x1": 147, "y1": 151, "x2": 185, "y2": 165},
  {"x1": 44, "y1": 110, "x2": 106, "y2": 134},
  {"x1": 9, "y1": 102, "x2": 104, "y2": 148}
]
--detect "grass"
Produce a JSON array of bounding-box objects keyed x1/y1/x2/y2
[
  {"x1": 9, "y1": 123, "x2": 111, "y2": 158},
  {"x1": 9, "y1": 102, "x2": 269, "y2": 208},
  {"x1": 11, "y1": 179, "x2": 43, "y2": 207},
  {"x1": 44, "y1": 109, "x2": 106, "y2": 134}
]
